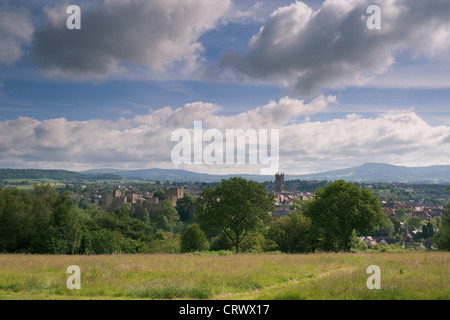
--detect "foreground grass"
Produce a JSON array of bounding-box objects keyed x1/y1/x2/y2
[{"x1": 0, "y1": 252, "x2": 449, "y2": 300}]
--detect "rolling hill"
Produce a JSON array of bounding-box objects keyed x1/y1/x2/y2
[{"x1": 85, "y1": 163, "x2": 450, "y2": 183}]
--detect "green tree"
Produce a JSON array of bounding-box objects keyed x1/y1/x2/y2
[
  {"x1": 153, "y1": 189, "x2": 165, "y2": 201},
  {"x1": 435, "y1": 205, "x2": 450, "y2": 250},
  {"x1": 426, "y1": 222, "x2": 434, "y2": 239},
  {"x1": 90, "y1": 229, "x2": 123, "y2": 254},
  {"x1": 196, "y1": 177, "x2": 274, "y2": 253},
  {"x1": 141, "y1": 209, "x2": 150, "y2": 224},
  {"x1": 209, "y1": 231, "x2": 233, "y2": 251},
  {"x1": 29, "y1": 184, "x2": 57, "y2": 252},
  {"x1": 405, "y1": 217, "x2": 421, "y2": 230},
  {"x1": 48, "y1": 191, "x2": 82, "y2": 254},
  {"x1": 373, "y1": 218, "x2": 395, "y2": 237},
  {"x1": 303, "y1": 180, "x2": 387, "y2": 252},
  {"x1": 176, "y1": 193, "x2": 196, "y2": 221},
  {"x1": 117, "y1": 203, "x2": 134, "y2": 219},
  {"x1": 268, "y1": 211, "x2": 313, "y2": 253},
  {"x1": 0, "y1": 187, "x2": 32, "y2": 252},
  {"x1": 180, "y1": 223, "x2": 209, "y2": 253},
  {"x1": 151, "y1": 199, "x2": 180, "y2": 232},
  {"x1": 422, "y1": 224, "x2": 429, "y2": 240},
  {"x1": 395, "y1": 207, "x2": 407, "y2": 221},
  {"x1": 161, "y1": 199, "x2": 180, "y2": 225}
]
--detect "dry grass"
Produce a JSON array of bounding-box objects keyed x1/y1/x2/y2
[{"x1": 0, "y1": 251, "x2": 449, "y2": 300}]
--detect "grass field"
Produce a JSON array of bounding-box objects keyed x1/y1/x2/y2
[{"x1": 0, "y1": 251, "x2": 449, "y2": 300}]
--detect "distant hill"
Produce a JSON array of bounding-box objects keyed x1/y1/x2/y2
[
  {"x1": 2, "y1": 163, "x2": 450, "y2": 184},
  {"x1": 288, "y1": 163, "x2": 450, "y2": 183},
  {"x1": 0, "y1": 168, "x2": 122, "y2": 181},
  {"x1": 85, "y1": 163, "x2": 450, "y2": 183},
  {"x1": 83, "y1": 168, "x2": 273, "y2": 183}
]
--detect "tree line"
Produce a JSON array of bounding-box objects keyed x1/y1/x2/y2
[
  {"x1": 0, "y1": 168, "x2": 122, "y2": 181},
  {"x1": 0, "y1": 184, "x2": 156, "y2": 254},
  {"x1": 1, "y1": 179, "x2": 449, "y2": 254},
  {"x1": 193, "y1": 177, "x2": 450, "y2": 253}
]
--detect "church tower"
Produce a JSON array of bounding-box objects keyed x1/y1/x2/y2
[{"x1": 275, "y1": 172, "x2": 285, "y2": 193}]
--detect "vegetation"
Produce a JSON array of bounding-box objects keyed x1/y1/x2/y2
[
  {"x1": 0, "y1": 177, "x2": 449, "y2": 300},
  {"x1": 1, "y1": 176, "x2": 449, "y2": 255},
  {"x1": 0, "y1": 184, "x2": 157, "y2": 254},
  {"x1": 195, "y1": 177, "x2": 275, "y2": 253},
  {"x1": 180, "y1": 223, "x2": 209, "y2": 253},
  {"x1": 267, "y1": 211, "x2": 313, "y2": 253},
  {"x1": 435, "y1": 205, "x2": 450, "y2": 250},
  {"x1": 301, "y1": 180, "x2": 388, "y2": 252},
  {"x1": 0, "y1": 168, "x2": 122, "y2": 182},
  {"x1": 0, "y1": 252, "x2": 448, "y2": 300}
]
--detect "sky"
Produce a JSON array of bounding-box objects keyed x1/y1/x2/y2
[{"x1": 1, "y1": 0, "x2": 450, "y2": 175}]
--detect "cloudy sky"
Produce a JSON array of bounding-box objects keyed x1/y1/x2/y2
[{"x1": 1, "y1": 0, "x2": 450, "y2": 175}]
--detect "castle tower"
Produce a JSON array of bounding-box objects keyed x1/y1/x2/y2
[
  {"x1": 164, "y1": 186, "x2": 184, "y2": 206},
  {"x1": 275, "y1": 172, "x2": 285, "y2": 193}
]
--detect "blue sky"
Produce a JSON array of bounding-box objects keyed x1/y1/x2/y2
[{"x1": 0, "y1": 0, "x2": 450, "y2": 174}]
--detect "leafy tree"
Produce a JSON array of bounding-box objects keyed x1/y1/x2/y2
[
  {"x1": 196, "y1": 177, "x2": 274, "y2": 253},
  {"x1": 390, "y1": 217, "x2": 402, "y2": 235},
  {"x1": 42, "y1": 191, "x2": 83, "y2": 254},
  {"x1": 302, "y1": 180, "x2": 387, "y2": 252},
  {"x1": 426, "y1": 222, "x2": 434, "y2": 239},
  {"x1": 159, "y1": 199, "x2": 180, "y2": 231},
  {"x1": 435, "y1": 205, "x2": 450, "y2": 250},
  {"x1": 141, "y1": 209, "x2": 150, "y2": 224},
  {"x1": 180, "y1": 223, "x2": 209, "y2": 253},
  {"x1": 176, "y1": 193, "x2": 196, "y2": 221},
  {"x1": 268, "y1": 211, "x2": 313, "y2": 253},
  {"x1": 422, "y1": 224, "x2": 429, "y2": 240},
  {"x1": 209, "y1": 231, "x2": 233, "y2": 251},
  {"x1": 152, "y1": 215, "x2": 170, "y2": 231},
  {"x1": 153, "y1": 189, "x2": 165, "y2": 201},
  {"x1": 0, "y1": 187, "x2": 32, "y2": 252},
  {"x1": 373, "y1": 218, "x2": 395, "y2": 237},
  {"x1": 405, "y1": 217, "x2": 421, "y2": 230},
  {"x1": 117, "y1": 203, "x2": 134, "y2": 219},
  {"x1": 90, "y1": 229, "x2": 123, "y2": 254},
  {"x1": 395, "y1": 207, "x2": 407, "y2": 221}
]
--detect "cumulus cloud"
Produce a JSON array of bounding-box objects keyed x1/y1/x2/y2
[
  {"x1": 210, "y1": 0, "x2": 450, "y2": 96},
  {"x1": 30, "y1": 0, "x2": 232, "y2": 79},
  {"x1": 1, "y1": 97, "x2": 449, "y2": 174},
  {"x1": 0, "y1": 4, "x2": 33, "y2": 65},
  {"x1": 280, "y1": 111, "x2": 450, "y2": 173}
]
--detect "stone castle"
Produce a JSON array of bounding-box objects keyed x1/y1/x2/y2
[{"x1": 100, "y1": 186, "x2": 184, "y2": 217}]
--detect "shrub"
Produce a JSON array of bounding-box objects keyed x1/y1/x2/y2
[{"x1": 180, "y1": 224, "x2": 209, "y2": 253}]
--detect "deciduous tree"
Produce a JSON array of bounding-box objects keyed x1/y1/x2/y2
[
  {"x1": 302, "y1": 180, "x2": 387, "y2": 252},
  {"x1": 196, "y1": 177, "x2": 274, "y2": 253}
]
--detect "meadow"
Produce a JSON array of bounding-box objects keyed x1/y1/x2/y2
[{"x1": 0, "y1": 251, "x2": 449, "y2": 300}]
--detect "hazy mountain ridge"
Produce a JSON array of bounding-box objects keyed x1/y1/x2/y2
[
  {"x1": 84, "y1": 163, "x2": 450, "y2": 183},
  {"x1": 0, "y1": 168, "x2": 122, "y2": 181}
]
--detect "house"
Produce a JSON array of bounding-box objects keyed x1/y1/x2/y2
[
  {"x1": 359, "y1": 236, "x2": 377, "y2": 248},
  {"x1": 412, "y1": 210, "x2": 431, "y2": 221}
]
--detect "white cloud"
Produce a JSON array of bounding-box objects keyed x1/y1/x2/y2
[
  {"x1": 0, "y1": 97, "x2": 449, "y2": 174},
  {"x1": 0, "y1": 4, "x2": 33, "y2": 65},
  {"x1": 211, "y1": 0, "x2": 450, "y2": 96},
  {"x1": 279, "y1": 111, "x2": 450, "y2": 173},
  {"x1": 30, "y1": 0, "x2": 232, "y2": 79}
]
